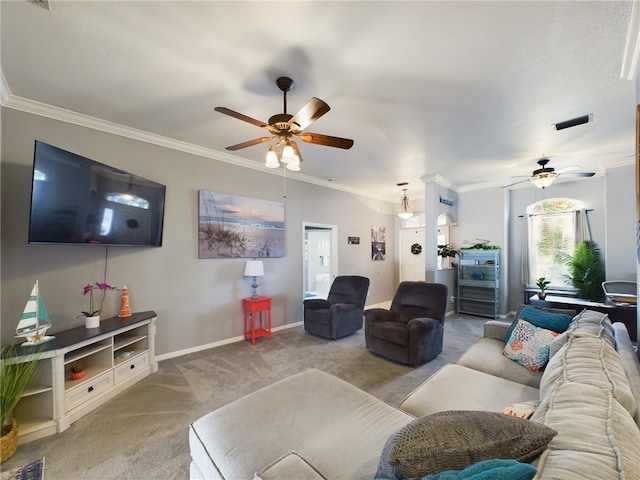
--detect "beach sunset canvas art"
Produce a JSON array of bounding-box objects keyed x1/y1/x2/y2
[{"x1": 198, "y1": 190, "x2": 285, "y2": 258}]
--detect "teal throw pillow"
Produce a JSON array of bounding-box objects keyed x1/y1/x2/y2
[
  {"x1": 518, "y1": 305, "x2": 572, "y2": 332},
  {"x1": 505, "y1": 305, "x2": 573, "y2": 344},
  {"x1": 421, "y1": 459, "x2": 536, "y2": 480}
]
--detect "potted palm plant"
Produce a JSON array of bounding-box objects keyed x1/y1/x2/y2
[
  {"x1": 0, "y1": 345, "x2": 42, "y2": 462},
  {"x1": 559, "y1": 240, "x2": 605, "y2": 302}
]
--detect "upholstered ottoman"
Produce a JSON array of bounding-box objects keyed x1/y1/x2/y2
[{"x1": 189, "y1": 369, "x2": 413, "y2": 480}]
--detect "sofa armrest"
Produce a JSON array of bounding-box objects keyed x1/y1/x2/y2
[
  {"x1": 613, "y1": 322, "x2": 640, "y2": 426},
  {"x1": 483, "y1": 320, "x2": 512, "y2": 342}
]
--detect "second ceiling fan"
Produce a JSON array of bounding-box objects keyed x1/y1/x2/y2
[
  {"x1": 504, "y1": 158, "x2": 595, "y2": 189},
  {"x1": 215, "y1": 76, "x2": 353, "y2": 171}
]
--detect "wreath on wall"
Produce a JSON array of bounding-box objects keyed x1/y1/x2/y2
[{"x1": 410, "y1": 243, "x2": 422, "y2": 255}]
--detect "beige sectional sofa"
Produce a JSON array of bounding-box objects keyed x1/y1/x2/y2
[{"x1": 189, "y1": 309, "x2": 640, "y2": 479}]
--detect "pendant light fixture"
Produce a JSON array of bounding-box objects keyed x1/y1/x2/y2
[{"x1": 396, "y1": 182, "x2": 414, "y2": 219}]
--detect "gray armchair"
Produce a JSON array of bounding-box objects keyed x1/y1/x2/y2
[
  {"x1": 303, "y1": 276, "x2": 370, "y2": 339},
  {"x1": 364, "y1": 281, "x2": 448, "y2": 366}
]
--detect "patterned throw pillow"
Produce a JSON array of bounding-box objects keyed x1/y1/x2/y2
[
  {"x1": 501, "y1": 400, "x2": 540, "y2": 419},
  {"x1": 503, "y1": 319, "x2": 559, "y2": 372}
]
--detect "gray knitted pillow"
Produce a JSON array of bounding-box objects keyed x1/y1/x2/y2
[{"x1": 376, "y1": 410, "x2": 556, "y2": 480}]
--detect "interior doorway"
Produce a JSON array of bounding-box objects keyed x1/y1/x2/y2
[{"x1": 303, "y1": 223, "x2": 338, "y2": 300}]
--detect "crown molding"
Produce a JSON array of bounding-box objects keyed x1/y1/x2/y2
[
  {"x1": 0, "y1": 88, "x2": 387, "y2": 202},
  {"x1": 419, "y1": 173, "x2": 456, "y2": 190},
  {"x1": 621, "y1": 0, "x2": 640, "y2": 80}
]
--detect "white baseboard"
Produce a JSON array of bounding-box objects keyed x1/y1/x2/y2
[{"x1": 156, "y1": 321, "x2": 304, "y2": 362}]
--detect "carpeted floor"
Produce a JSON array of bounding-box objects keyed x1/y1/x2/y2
[{"x1": 2, "y1": 315, "x2": 486, "y2": 479}]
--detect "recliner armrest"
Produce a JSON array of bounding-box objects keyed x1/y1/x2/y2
[
  {"x1": 483, "y1": 320, "x2": 512, "y2": 341},
  {"x1": 407, "y1": 317, "x2": 440, "y2": 335},
  {"x1": 363, "y1": 308, "x2": 394, "y2": 324},
  {"x1": 304, "y1": 298, "x2": 330, "y2": 310}
]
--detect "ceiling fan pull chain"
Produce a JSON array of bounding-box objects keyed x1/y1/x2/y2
[{"x1": 283, "y1": 167, "x2": 287, "y2": 199}]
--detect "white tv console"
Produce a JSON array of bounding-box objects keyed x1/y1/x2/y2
[{"x1": 7, "y1": 311, "x2": 157, "y2": 444}]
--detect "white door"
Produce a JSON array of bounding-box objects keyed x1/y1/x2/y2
[
  {"x1": 303, "y1": 223, "x2": 338, "y2": 299},
  {"x1": 399, "y1": 228, "x2": 425, "y2": 282}
]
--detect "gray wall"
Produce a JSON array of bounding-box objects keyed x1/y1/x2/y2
[{"x1": 1, "y1": 108, "x2": 397, "y2": 355}]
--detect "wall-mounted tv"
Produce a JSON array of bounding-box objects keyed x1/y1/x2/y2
[{"x1": 29, "y1": 141, "x2": 166, "y2": 247}]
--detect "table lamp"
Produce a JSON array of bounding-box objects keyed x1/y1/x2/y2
[{"x1": 244, "y1": 260, "x2": 264, "y2": 298}]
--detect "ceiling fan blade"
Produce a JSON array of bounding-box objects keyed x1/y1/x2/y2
[
  {"x1": 300, "y1": 132, "x2": 354, "y2": 149},
  {"x1": 561, "y1": 172, "x2": 595, "y2": 177},
  {"x1": 225, "y1": 137, "x2": 273, "y2": 151},
  {"x1": 288, "y1": 97, "x2": 330, "y2": 131},
  {"x1": 502, "y1": 178, "x2": 530, "y2": 188},
  {"x1": 214, "y1": 107, "x2": 269, "y2": 128}
]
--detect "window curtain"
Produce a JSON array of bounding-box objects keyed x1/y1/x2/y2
[
  {"x1": 574, "y1": 209, "x2": 592, "y2": 244},
  {"x1": 521, "y1": 215, "x2": 530, "y2": 285}
]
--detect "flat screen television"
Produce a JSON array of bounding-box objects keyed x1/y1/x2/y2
[{"x1": 29, "y1": 140, "x2": 166, "y2": 246}]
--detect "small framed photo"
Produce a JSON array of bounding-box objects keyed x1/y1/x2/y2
[{"x1": 348, "y1": 236, "x2": 360, "y2": 245}]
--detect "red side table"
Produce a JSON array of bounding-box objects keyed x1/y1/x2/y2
[{"x1": 242, "y1": 296, "x2": 272, "y2": 345}]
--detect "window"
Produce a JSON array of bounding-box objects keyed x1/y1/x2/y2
[
  {"x1": 403, "y1": 212, "x2": 425, "y2": 228},
  {"x1": 105, "y1": 193, "x2": 150, "y2": 209},
  {"x1": 526, "y1": 198, "x2": 584, "y2": 288}
]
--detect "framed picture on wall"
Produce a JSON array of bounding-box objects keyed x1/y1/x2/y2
[
  {"x1": 348, "y1": 236, "x2": 360, "y2": 245},
  {"x1": 198, "y1": 190, "x2": 285, "y2": 258},
  {"x1": 371, "y1": 226, "x2": 386, "y2": 261}
]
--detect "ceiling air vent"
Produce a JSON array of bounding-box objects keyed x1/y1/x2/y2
[{"x1": 553, "y1": 114, "x2": 592, "y2": 131}]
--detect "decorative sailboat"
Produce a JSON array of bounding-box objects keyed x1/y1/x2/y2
[{"x1": 15, "y1": 280, "x2": 55, "y2": 346}]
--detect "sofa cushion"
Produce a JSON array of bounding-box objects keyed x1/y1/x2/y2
[
  {"x1": 540, "y1": 333, "x2": 636, "y2": 417},
  {"x1": 420, "y1": 459, "x2": 537, "y2": 480},
  {"x1": 503, "y1": 319, "x2": 559, "y2": 372},
  {"x1": 376, "y1": 410, "x2": 556, "y2": 480},
  {"x1": 531, "y1": 381, "x2": 640, "y2": 479},
  {"x1": 254, "y1": 451, "x2": 327, "y2": 480},
  {"x1": 399, "y1": 364, "x2": 539, "y2": 418},
  {"x1": 457, "y1": 337, "x2": 542, "y2": 388}
]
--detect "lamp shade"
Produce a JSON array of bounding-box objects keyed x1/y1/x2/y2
[{"x1": 244, "y1": 260, "x2": 264, "y2": 277}]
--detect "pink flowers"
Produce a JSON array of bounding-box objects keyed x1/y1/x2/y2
[{"x1": 81, "y1": 282, "x2": 116, "y2": 317}]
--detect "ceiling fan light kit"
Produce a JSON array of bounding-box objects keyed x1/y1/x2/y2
[
  {"x1": 215, "y1": 76, "x2": 353, "y2": 174},
  {"x1": 530, "y1": 172, "x2": 558, "y2": 189}
]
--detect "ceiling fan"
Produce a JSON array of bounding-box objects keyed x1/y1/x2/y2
[
  {"x1": 504, "y1": 158, "x2": 596, "y2": 189},
  {"x1": 215, "y1": 76, "x2": 353, "y2": 172}
]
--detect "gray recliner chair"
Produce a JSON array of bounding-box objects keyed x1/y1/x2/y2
[
  {"x1": 364, "y1": 281, "x2": 448, "y2": 366},
  {"x1": 303, "y1": 276, "x2": 370, "y2": 340}
]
